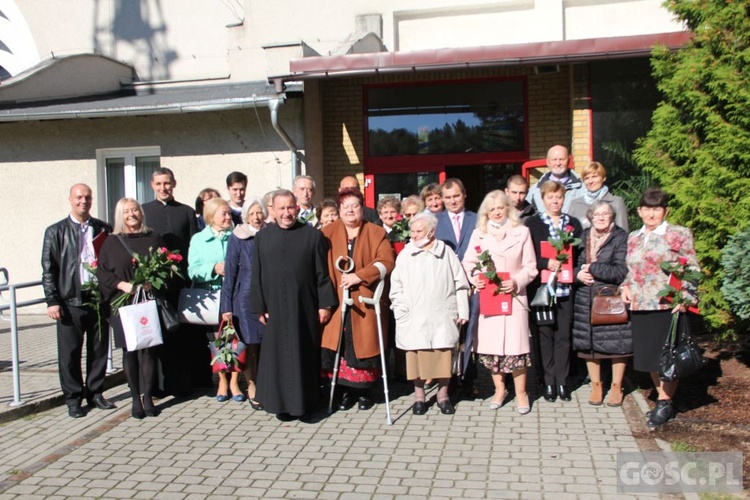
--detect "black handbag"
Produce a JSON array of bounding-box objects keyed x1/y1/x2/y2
[
  {"x1": 530, "y1": 285, "x2": 555, "y2": 326},
  {"x1": 658, "y1": 312, "x2": 706, "y2": 382},
  {"x1": 155, "y1": 295, "x2": 181, "y2": 333}
]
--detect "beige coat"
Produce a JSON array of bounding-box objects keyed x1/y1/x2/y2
[{"x1": 390, "y1": 239, "x2": 470, "y2": 351}]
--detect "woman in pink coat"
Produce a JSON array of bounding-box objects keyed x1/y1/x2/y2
[{"x1": 463, "y1": 191, "x2": 538, "y2": 414}]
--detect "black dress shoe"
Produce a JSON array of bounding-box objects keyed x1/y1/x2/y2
[
  {"x1": 338, "y1": 394, "x2": 356, "y2": 411},
  {"x1": 89, "y1": 394, "x2": 116, "y2": 410},
  {"x1": 437, "y1": 400, "x2": 455, "y2": 415},
  {"x1": 543, "y1": 385, "x2": 557, "y2": 402},
  {"x1": 276, "y1": 412, "x2": 297, "y2": 422},
  {"x1": 357, "y1": 396, "x2": 373, "y2": 411},
  {"x1": 557, "y1": 385, "x2": 572, "y2": 402},
  {"x1": 131, "y1": 408, "x2": 146, "y2": 420},
  {"x1": 67, "y1": 403, "x2": 85, "y2": 418},
  {"x1": 412, "y1": 401, "x2": 427, "y2": 415},
  {"x1": 647, "y1": 400, "x2": 675, "y2": 428}
]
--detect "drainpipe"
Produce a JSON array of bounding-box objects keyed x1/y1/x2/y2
[{"x1": 268, "y1": 97, "x2": 301, "y2": 181}]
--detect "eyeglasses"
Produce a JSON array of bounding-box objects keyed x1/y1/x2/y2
[{"x1": 591, "y1": 212, "x2": 612, "y2": 219}]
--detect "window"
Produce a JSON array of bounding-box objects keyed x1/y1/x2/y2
[
  {"x1": 96, "y1": 147, "x2": 161, "y2": 223},
  {"x1": 367, "y1": 80, "x2": 525, "y2": 157}
]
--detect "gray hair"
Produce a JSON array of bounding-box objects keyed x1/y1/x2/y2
[
  {"x1": 586, "y1": 200, "x2": 615, "y2": 222},
  {"x1": 241, "y1": 196, "x2": 267, "y2": 222},
  {"x1": 409, "y1": 212, "x2": 438, "y2": 232},
  {"x1": 293, "y1": 175, "x2": 316, "y2": 189}
]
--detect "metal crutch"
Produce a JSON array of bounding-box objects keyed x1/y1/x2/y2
[
  {"x1": 357, "y1": 262, "x2": 392, "y2": 425},
  {"x1": 328, "y1": 255, "x2": 355, "y2": 414}
]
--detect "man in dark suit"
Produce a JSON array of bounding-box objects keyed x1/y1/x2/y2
[
  {"x1": 433, "y1": 178, "x2": 479, "y2": 398},
  {"x1": 42, "y1": 184, "x2": 114, "y2": 418},
  {"x1": 141, "y1": 168, "x2": 203, "y2": 396}
]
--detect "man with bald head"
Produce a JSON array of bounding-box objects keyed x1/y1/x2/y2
[
  {"x1": 527, "y1": 145, "x2": 585, "y2": 213},
  {"x1": 338, "y1": 175, "x2": 379, "y2": 223},
  {"x1": 42, "y1": 184, "x2": 114, "y2": 417}
]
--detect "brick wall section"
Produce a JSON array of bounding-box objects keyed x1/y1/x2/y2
[
  {"x1": 571, "y1": 63, "x2": 592, "y2": 169},
  {"x1": 319, "y1": 64, "x2": 589, "y2": 197}
]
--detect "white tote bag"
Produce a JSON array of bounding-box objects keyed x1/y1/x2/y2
[{"x1": 119, "y1": 290, "x2": 164, "y2": 351}]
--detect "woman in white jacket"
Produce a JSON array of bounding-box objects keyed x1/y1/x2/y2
[{"x1": 390, "y1": 213, "x2": 470, "y2": 416}]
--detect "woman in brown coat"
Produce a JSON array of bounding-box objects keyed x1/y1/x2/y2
[{"x1": 321, "y1": 188, "x2": 396, "y2": 411}]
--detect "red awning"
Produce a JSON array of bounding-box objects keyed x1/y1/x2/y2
[{"x1": 288, "y1": 31, "x2": 691, "y2": 79}]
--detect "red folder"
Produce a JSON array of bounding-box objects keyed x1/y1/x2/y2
[
  {"x1": 93, "y1": 231, "x2": 108, "y2": 258},
  {"x1": 541, "y1": 241, "x2": 573, "y2": 284},
  {"x1": 477, "y1": 272, "x2": 512, "y2": 316}
]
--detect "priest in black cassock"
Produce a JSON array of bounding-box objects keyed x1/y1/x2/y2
[
  {"x1": 250, "y1": 189, "x2": 337, "y2": 419},
  {"x1": 141, "y1": 168, "x2": 206, "y2": 395}
]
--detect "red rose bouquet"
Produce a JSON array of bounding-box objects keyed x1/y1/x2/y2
[{"x1": 111, "y1": 247, "x2": 184, "y2": 315}]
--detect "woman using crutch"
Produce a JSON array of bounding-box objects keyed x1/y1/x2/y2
[{"x1": 321, "y1": 188, "x2": 395, "y2": 411}]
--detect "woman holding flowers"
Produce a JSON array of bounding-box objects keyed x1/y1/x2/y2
[
  {"x1": 524, "y1": 181, "x2": 583, "y2": 403},
  {"x1": 462, "y1": 191, "x2": 538, "y2": 414},
  {"x1": 220, "y1": 197, "x2": 266, "y2": 410},
  {"x1": 621, "y1": 188, "x2": 699, "y2": 428},
  {"x1": 98, "y1": 198, "x2": 174, "y2": 419},
  {"x1": 188, "y1": 197, "x2": 238, "y2": 403}
]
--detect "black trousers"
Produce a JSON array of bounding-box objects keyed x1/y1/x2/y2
[
  {"x1": 57, "y1": 304, "x2": 109, "y2": 404},
  {"x1": 536, "y1": 296, "x2": 573, "y2": 386}
]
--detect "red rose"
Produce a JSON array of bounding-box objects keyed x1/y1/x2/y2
[
  {"x1": 131, "y1": 258, "x2": 137, "y2": 265},
  {"x1": 158, "y1": 247, "x2": 168, "y2": 254},
  {"x1": 565, "y1": 225, "x2": 574, "y2": 233},
  {"x1": 167, "y1": 253, "x2": 183, "y2": 262},
  {"x1": 90, "y1": 260, "x2": 98, "y2": 269},
  {"x1": 678, "y1": 256, "x2": 689, "y2": 266},
  {"x1": 475, "y1": 246, "x2": 482, "y2": 253},
  {"x1": 396, "y1": 214, "x2": 403, "y2": 221}
]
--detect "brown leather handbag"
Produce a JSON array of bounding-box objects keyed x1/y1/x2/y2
[{"x1": 591, "y1": 286, "x2": 628, "y2": 325}]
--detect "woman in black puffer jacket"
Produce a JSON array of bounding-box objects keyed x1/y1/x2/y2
[{"x1": 572, "y1": 200, "x2": 632, "y2": 407}]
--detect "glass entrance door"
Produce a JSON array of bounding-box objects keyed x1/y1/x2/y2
[
  {"x1": 372, "y1": 171, "x2": 441, "y2": 203},
  {"x1": 444, "y1": 163, "x2": 521, "y2": 212}
]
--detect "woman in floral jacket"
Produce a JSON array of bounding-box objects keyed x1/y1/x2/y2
[{"x1": 621, "y1": 188, "x2": 699, "y2": 428}]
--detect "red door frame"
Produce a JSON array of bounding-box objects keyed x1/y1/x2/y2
[{"x1": 362, "y1": 76, "x2": 530, "y2": 206}]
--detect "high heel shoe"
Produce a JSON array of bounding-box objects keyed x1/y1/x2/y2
[
  {"x1": 131, "y1": 400, "x2": 145, "y2": 420},
  {"x1": 488, "y1": 391, "x2": 508, "y2": 410},
  {"x1": 143, "y1": 398, "x2": 160, "y2": 417},
  {"x1": 516, "y1": 393, "x2": 531, "y2": 415}
]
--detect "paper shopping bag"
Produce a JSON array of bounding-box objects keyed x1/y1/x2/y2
[{"x1": 119, "y1": 300, "x2": 164, "y2": 351}]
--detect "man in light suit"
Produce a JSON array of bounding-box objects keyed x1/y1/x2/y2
[{"x1": 434, "y1": 178, "x2": 479, "y2": 398}]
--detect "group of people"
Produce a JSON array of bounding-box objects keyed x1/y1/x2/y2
[{"x1": 42, "y1": 144, "x2": 699, "y2": 429}]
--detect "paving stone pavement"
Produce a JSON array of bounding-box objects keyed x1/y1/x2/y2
[{"x1": 0, "y1": 315, "x2": 665, "y2": 499}]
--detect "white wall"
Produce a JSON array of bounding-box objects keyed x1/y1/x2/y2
[
  {"x1": 0, "y1": 102, "x2": 302, "y2": 311},
  {"x1": 11, "y1": 0, "x2": 684, "y2": 83}
]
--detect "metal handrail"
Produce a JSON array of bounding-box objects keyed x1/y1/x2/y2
[
  {"x1": 0, "y1": 268, "x2": 46, "y2": 406},
  {"x1": 0, "y1": 268, "x2": 117, "y2": 407}
]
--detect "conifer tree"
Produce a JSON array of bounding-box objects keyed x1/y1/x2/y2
[{"x1": 634, "y1": 0, "x2": 750, "y2": 334}]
